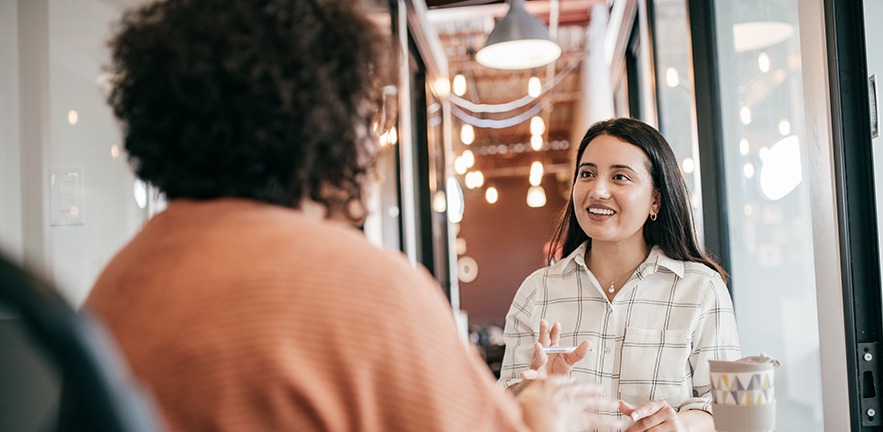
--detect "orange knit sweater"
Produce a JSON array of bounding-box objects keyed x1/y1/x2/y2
[{"x1": 86, "y1": 199, "x2": 527, "y2": 431}]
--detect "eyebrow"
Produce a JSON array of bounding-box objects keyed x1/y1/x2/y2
[{"x1": 578, "y1": 162, "x2": 639, "y2": 174}]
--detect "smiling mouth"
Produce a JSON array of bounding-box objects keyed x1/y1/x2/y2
[{"x1": 588, "y1": 208, "x2": 615, "y2": 216}]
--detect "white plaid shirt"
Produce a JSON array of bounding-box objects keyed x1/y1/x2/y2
[{"x1": 498, "y1": 243, "x2": 740, "y2": 428}]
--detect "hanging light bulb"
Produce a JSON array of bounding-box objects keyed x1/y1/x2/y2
[
  {"x1": 485, "y1": 186, "x2": 499, "y2": 204},
  {"x1": 529, "y1": 161, "x2": 544, "y2": 186},
  {"x1": 454, "y1": 156, "x2": 468, "y2": 175},
  {"x1": 778, "y1": 119, "x2": 791, "y2": 135},
  {"x1": 530, "y1": 135, "x2": 543, "y2": 151},
  {"x1": 464, "y1": 171, "x2": 485, "y2": 189},
  {"x1": 475, "y1": 0, "x2": 561, "y2": 70},
  {"x1": 665, "y1": 67, "x2": 679, "y2": 88},
  {"x1": 530, "y1": 116, "x2": 545, "y2": 136},
  {"x1": 681, "y1": 158, "x2": 695, "y2": 174},
  {"x1": 526, "y1": 185, "x2": 547, "y2": 208},
  {"x1": 452, "y1": 74, "x2": 467, "y2": 96},
  {"x1": 528, "y1": 76, "x2": 541, "y2": 98},
  {"x1": 433, "y1": 78, "x2": 451, "y2": 97},
  {"x1": 758, "y1": 52, "x2": 770, "y2": 73},
  {"x1": 465, "y1": 172, "x2": 477, "y2": 189},
  {"x1": 740, "y1": 106, "x2": 752, "y2": 125},
  {"x1": 460, "y1": 124, "x2": 475, "y2": 145},
  {"x1": 432, "y1": 190, "x2": 447, "y2": 213},
  {"x1": 447, "y1": 177, "x2": 465, "y2": 223},
  {"x1": 462, "y1": 149, "x2": 475, "y2": 168},
  {"x1": 473, "y1": 170, "x2": 484, "y2": 188}
]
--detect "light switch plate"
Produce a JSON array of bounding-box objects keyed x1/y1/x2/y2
[
  {"x1": 870, "y1": 74, "x2": 879, "y2": 139},
  {"x1": 50, "y1": 166, "x2": 85, "y2": 226}
]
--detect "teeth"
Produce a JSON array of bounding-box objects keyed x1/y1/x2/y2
[{"x1": 589, "y1": 208, "x2": 614, "y2": 215}]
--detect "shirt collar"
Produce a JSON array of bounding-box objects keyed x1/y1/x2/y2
[
  {"x1": 561, "y1": 242, "x2": 684, "y2": 279},
  {"x1": 639, "y1": 245, "x2": 684, "y2": 279}
]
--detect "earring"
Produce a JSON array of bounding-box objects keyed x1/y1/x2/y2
[{"x1": 650, "y1": 212, "x2": 657, "y2": 221}]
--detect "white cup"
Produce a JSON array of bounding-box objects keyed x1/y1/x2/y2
[{"x1": 709, "y1": 355, "x2": 779, "y2": 432}]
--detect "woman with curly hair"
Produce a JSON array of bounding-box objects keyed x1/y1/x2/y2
[{"x1": 85, "y1": 1, "x2": 621, "y2": 431}]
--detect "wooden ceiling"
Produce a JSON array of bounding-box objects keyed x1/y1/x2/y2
[{"x1": 425, "y1": 0, "x2": 605, "y2": 179}]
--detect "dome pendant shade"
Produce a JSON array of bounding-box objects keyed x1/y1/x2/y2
[{"x1": 475, "y1": 0, "x2": 561, "y2": 70}]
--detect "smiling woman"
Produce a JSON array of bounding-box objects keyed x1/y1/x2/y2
[{"x1": 498, "y1": 118, "x2": 741, "y2": 431}]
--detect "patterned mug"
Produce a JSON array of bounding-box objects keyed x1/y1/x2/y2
[{"x1": 709, "y1": 353, "x2": 780, "y2": 432}]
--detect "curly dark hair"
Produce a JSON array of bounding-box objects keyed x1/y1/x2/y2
[
  {"x1": 107, "y1": 0, "x2": 391, "y2": 218},
  {"x1": 549, "y1": 118, "x2": 728, "y2": 283}
]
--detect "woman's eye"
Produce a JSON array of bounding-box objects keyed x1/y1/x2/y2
[
  {"x1": 613, "y1": 173, "x2": 631, "y2": 181},
  {"x1": 579, "y1": 171, "x2": 594, "y2": 178}
]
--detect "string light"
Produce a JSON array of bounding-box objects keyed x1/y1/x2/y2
[
  {"x1": 452, "y1": 74, "x2": 467, "y2": 96},
  {"x1": 485, "y1": 186, "x2": 499, "y2": 204},
  {"x1": 740, "y1": 106, "x2": 752, "y2": 125},
  {"x1": 530, "y1": 135, "x2": 543, "y2": 151},
  {"x1": 460, "y1": 124, "x2": 475, "y2": 145},
  {"x1": 778, "y1": 119, "x2": 791, "y2": 135},
  {"x1": 529, "y1": 161, "x2": 544, "y2": 186},
  {"x1": 665, "y1": 67, "x2": 679, "y2": 88},
  {"x1": 758, "y1": 52, "x2": 770, "y2": 73},
  {"x1": 454, "y1": 156, "x2": 468, "y2": 175},
  {"x1": 526, "y1": 186, "x2": 546, "y2": 208},
  {"x1": 528, "y1": 76, "x2": 541, "y2": 98},
  {"x1": 530, "y1": 116, "x2": 545, "y2": 136},
  {"x1": 461, "y1": 150, "x2": 475, "y2": 168}
]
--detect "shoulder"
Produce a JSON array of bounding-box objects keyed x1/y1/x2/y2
[
  {"x1": 678, "y1": 261, "x2": 730, "y2": 307},
  {"x1": 518, "y1": 256, "x2": 576, "y2": 289}
]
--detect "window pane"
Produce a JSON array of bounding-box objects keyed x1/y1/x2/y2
[
  {"x1": 714, "y1": 0, "x2": 823, "y2": 430},
  {"x1": 653, "y1": 0, "x2": 704, "y2": 244}
]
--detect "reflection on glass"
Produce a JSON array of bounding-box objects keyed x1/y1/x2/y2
[
  {"x1": 715, "y1": 0, "x2": 823, "y2": 430},
  {"x1": 653, "y1": 0, "x2": 704, "y2": 243}
]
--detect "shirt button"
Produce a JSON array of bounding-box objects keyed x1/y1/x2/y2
[
  {"x1": 601, "y1": 391, "x2": 607, "y2": 397},
  {"x1": 604, "y1": 347, "x2": 611, "y2": 353}
]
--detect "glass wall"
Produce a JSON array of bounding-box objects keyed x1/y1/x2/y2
[
  {"x1": 652, "y1": 0, "x2": 704, "y2": 244},
  {"x1": 713, "y1": 0, "x2": 823, "y2": 430}
]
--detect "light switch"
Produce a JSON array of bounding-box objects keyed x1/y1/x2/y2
[{"x1": 50, "y1": 166, "x2": 85, "y2": 226}]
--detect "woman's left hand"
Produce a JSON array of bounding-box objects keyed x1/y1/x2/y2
[
  {"x1": 619, "y1": 400, "x2": 684, "y2": 432},
  {"x1": 519, "y1": 319, "x2": 591, "y2": 380}
]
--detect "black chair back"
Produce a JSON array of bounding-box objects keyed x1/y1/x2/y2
[{"x1": 0, "y1": 256, "x2": 162, "y2": 432}]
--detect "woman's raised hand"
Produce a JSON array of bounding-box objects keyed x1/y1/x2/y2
[{"x1": 520, "y1": 319, "x2": 591, "y2": 380}]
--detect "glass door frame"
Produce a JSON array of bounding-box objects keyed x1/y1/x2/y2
[
  {"x1": 819, "y1": 0, "x2": 883, "y2": 428},
  {"x1": 686, "y1": 0, "x2": 881, "y2": 428}
]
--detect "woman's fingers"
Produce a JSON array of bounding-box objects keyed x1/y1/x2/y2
[
  {"x1": 549, "y1": 321, "x2": 561, "y2": 346},
  {"x1": 620, "y1": 400, "x2": 679, "y2": 432},
  {"x1": 529, "y1": 342, "x2": 549, "y2": 371},
  {"x1": 538, "y1": 319, "x2": 551, "y2": 346},
  {"x1": 562, "y1": 339, "x2": 591, "y2": 364},
  {"x1": 520, "y1": 369, "x2": 539, "y2": 380}
]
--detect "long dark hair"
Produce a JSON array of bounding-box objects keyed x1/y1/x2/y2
[{"x1": 548, "y1": 118, "x2": 727, "y2": 282}]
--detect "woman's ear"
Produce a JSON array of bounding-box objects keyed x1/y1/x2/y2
[{"x1": 651, "y1": 189, "x2": 662, "y2": 214}]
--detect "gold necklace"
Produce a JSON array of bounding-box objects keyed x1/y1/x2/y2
[{"x1": 607, "y1": 266, "x2": 639, "y2": 294}]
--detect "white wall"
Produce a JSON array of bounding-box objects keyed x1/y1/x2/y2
[
  {"x1": 0, "y1": 0, "x2": 23, "y2": 262},
  {"x1": 4, "y1": 0, "x2": 149, "y2": 307}
]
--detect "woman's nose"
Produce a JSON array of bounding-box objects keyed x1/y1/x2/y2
[{"x1": 589, "y1": 179, "x2": 610, "y2": 200}]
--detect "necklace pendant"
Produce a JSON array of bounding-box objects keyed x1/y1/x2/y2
[{"x1": 608, "y1": 283, "x2": 615, "y2": 293}]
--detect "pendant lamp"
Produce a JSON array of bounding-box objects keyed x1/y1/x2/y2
[{"x1": 475, "y1": 0, "x2": 561, "y2": 70}]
